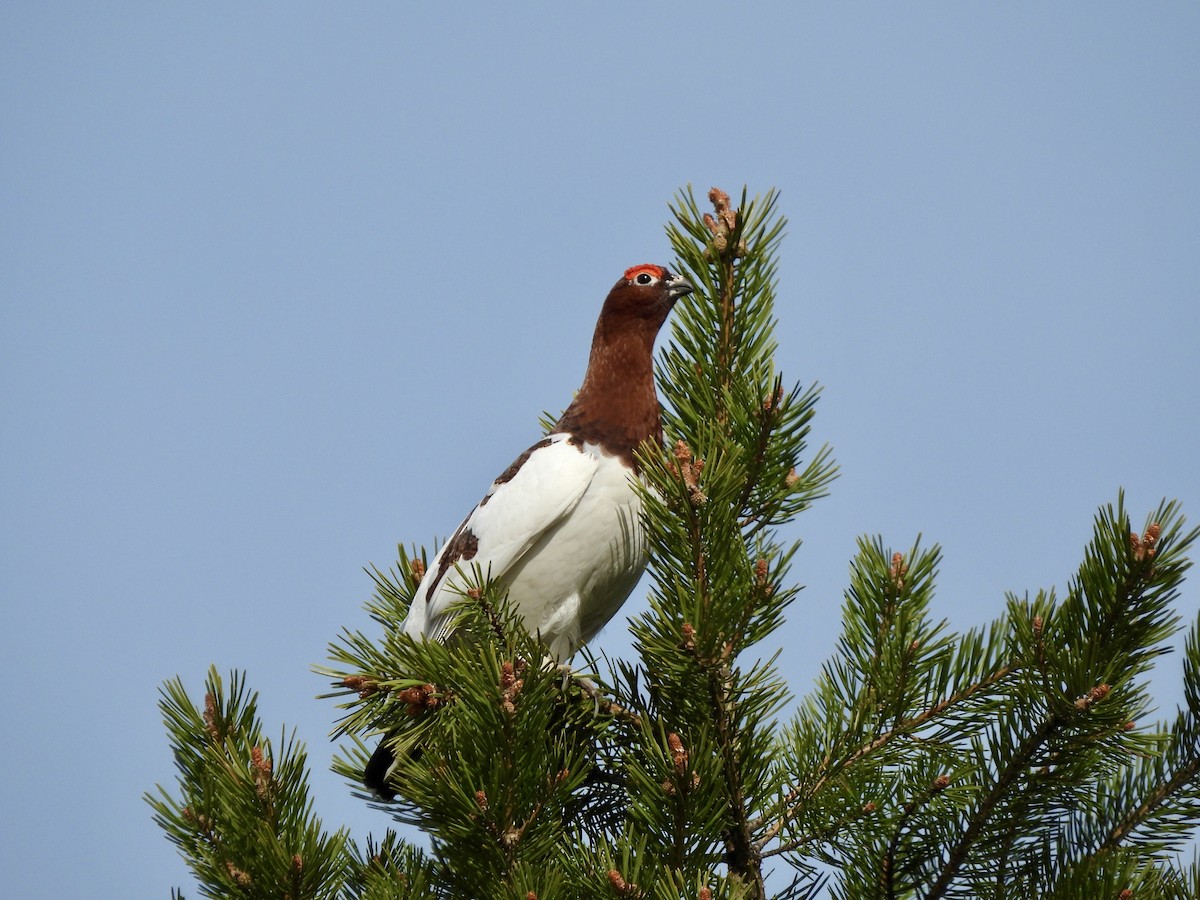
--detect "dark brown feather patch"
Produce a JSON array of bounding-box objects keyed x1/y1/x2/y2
[
  {"x1": 427, "y1": 525, "x2": 479, "y2": 602},
  {"x1": 481, "y1": 438, "x2": 553, "y2": 505}
]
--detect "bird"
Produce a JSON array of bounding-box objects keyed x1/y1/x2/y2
[{"x1": 364, "y1": 263, "x2": 694, "y2": 800}]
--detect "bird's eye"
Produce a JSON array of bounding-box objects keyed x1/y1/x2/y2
[{"x1": 624, "y1": 263, "x2": 664, "y2": 285}]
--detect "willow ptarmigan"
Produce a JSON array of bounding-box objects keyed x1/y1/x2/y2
[{"x1": 364, "y1": 263, "x2": 693, "y2": 800}]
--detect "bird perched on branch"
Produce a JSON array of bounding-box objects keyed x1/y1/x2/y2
[{"x1": 364, "y1": 263, "x2": 693, "y2": 800}]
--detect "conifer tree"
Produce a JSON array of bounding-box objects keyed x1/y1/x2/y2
[{"x1": 149, "y1": 187, "x2": 1200, "y2": 898}]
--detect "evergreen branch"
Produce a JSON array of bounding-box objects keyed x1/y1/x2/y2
[
  {"x1": 708, "y1": 652, "x2": 765, "y2": 899},
  {"x1": 714, "y1": 212, "x2": 739, "y2": 405},
  {"x1": 1100, "y1": 753, "x2": 1200, "y2": 852},
  {"x1": 919, "y1": 499, "x2": 1196, "y2": 896},
  {"x1": 341, "y1": 832, "x2": 436, "y2": 900},
  {"x1": 1095, "y1": 611, "x2": 1200, "y2": 855},
  {"x1": 883, "y1": 775, "x2": 953, "y2": 899},
  {"x1": 759, "y1": 661, "x2": 1014, "y2": 855},
  {"x1": 555, "y1": 661, "x2": 644, "y2": 729},
  {"x1": 990, "y1": 766, "x2": 1042, "y2": 897},
  {"x1": 734, "y1": 378, "x2": 779, "y2": 516},
  {"x1": 657, "y1": 186, "x2": 800, "y2": 898},
  {"x1": 924, "y1": 709, "x2": 1069, "y2": 900},
  {"x1": 146, "y1": 667, "x2": 350, "y2": 898}
]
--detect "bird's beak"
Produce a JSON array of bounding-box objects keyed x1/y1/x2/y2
[{"x1": 666, "y1": 272, "x2": 694, "y2": 301}]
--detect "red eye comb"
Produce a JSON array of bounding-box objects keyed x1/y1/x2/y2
[{"x1": 624, "y1": 264, "x2": 665, "y2": 281}]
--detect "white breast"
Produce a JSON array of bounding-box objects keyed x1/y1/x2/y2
[
  {"x1": 500, "y1": 444, "x2": 647, "y2": 659},
  {"x1": 403, "y1": 435, "x2": 648, "y2": 661}
]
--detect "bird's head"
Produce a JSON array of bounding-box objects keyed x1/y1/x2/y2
[{"x1": 601, "y1": 264, "x2": 694, "y2": 325}]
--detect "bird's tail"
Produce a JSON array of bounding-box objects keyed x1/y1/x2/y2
[{"x1": 363, "y1": 741, "x2": 397, "y2": 801}]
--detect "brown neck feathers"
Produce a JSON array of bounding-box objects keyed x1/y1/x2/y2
[{"x1": 554, "y1": 301, "x2": 669, "y2": 468}]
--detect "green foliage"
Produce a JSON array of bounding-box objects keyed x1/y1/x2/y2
[
  {"x1": 149, "y1": 187, "x2": 1200, "y2": 898},
  {"x1": 765, "y1": 499, "x2": 1199, "y2": 899},
  {"x1": 146, "y1": 667, "x2": 351, "y2": 898},
  {"x1": 341, "y1": 833, "x2": 438, "y2": 900},
  {"x1": 321, "y1": 560, "x2": 614, "y2": 898}
]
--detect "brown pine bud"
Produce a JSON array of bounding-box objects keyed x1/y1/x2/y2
[
  {"x1": 668, "y1": 732, "x2": 688, "y2": 775},
  {"x1": 1076, "y1": 683, "x2": 1111, "y2": 710},
  {"x1": 755, "y1": 557, "x2": 770, "y2": 587},
  {"x1": 342, "y1": 675, "x2": 378, "y2": 698},
  {"x1": 680, "y1": 621, "x2": 696, "y2": 652},
  {"x1": 889, "y1": 552, "x2": 908, "y2": 591},
  {"x1": 203, "y1": 693, "x2": 220, "y2": 740}
]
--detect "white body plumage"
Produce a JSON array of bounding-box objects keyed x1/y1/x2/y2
[{"x1": 402, "y1": 433, "x2": 647, "y2": 661}]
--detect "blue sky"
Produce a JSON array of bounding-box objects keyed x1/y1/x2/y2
[{"x1": 3, "y1": 4, "x2": 1198, "y2": 895}]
